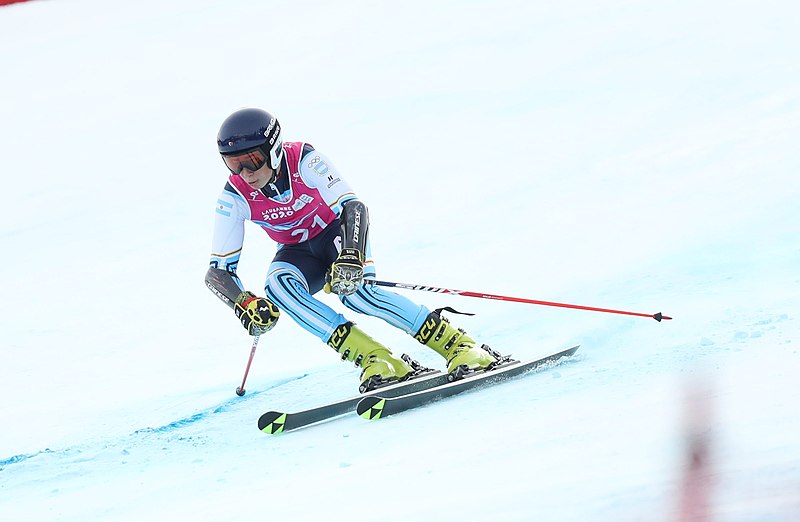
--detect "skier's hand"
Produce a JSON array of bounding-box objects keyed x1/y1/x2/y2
[
  {"x1": 325, "y1": 248, "x2": 364, "y2": 296},
  {"x1": 234, "y1": 291, "x2": 280, "y2": 335}
]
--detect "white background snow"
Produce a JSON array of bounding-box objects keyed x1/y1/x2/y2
[{"x1": 1, "y1": 0, "x2": 798, "y2": 520}]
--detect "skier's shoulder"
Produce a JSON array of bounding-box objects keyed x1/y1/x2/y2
[
  {"x1": 282, "y1": 141, "x2": 316, "y2": 168},
  {"x1": 300, "y1": 142, "x2": 315, "y2": 157},
  {"x1": 215, "y1": 180, "x2": 249, "y2": 219},
  {"x1": 296, "y1": 146, "x2": 340, "y2": 182},
  {"x1": 222, "y1": 180, "x2": 239, "y2": 196}
]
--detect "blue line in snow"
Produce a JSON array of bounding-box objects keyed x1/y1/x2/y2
[{"x1": 0, "y1": 373, "x2": 310, "y2": 470}]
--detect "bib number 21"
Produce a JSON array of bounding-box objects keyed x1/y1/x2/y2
[{"x1": 290, "y1": 214, "x2": 328, "y2": 242}]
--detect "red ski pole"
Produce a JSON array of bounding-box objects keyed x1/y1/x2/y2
[
  {"x1": 366, "y1": 280, "x2": 672, "y2": 322},
  {"x1": 235, "y1": 334, "x2": 261, "y2": 396}
]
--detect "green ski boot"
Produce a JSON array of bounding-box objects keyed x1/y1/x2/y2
[
  {"x1": 327, "y1": 322, "x2": 414, "y2": 392},
  {"x1": 414, "y1": 309, "x2": 498, "y2": 378}
]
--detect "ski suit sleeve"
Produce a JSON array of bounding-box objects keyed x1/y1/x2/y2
[
  {"x1": 205, "y1": 185, "x2": 250, "y2": 310},
  {"x1": 298, "y1": 148, "x2": 372, "y2": 262},
  {"x1": 339, "y1": 199, "x2": 369, "y2": 259}
]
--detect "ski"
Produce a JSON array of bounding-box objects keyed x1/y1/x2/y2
[
  {"x1": 356, "y1": 345, "x2": 579, "y2": 421},
  {"x1": 258, "y1": 370, "x2": 449, "y2": 434}
]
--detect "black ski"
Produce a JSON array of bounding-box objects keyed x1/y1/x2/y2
[
  {"x1": 258, "y1": 370, "x2": 449, "y2": 434},
  {"x1": 356, "y1": 346, "x2": 579, "y2": 421}
]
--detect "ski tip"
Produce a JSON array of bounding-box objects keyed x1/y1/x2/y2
[
  {"x1": 653, "y1": 312, "x2": 673, "y2": 322},
  {"x1": 551, "y1": 345, "x2": 579, "y2": 358},
  {"x1": 357, "y1": 397, "x2": 385, "y2": 420},
  {"x1": 258, "y1": 411, "x2": 287, "y2": 435}
]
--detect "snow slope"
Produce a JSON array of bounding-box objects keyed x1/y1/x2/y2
[{"x1": 1, "y1": 0, "x2": 798, "y2": 520}]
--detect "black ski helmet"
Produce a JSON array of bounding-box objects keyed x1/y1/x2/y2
[{"x1": 217, "y1": 108, "x2": 284, "y2": 171}]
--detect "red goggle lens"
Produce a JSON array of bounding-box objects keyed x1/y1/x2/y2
[{"x1": 222, "y1": 149, "x2": 268, "y2": 175}]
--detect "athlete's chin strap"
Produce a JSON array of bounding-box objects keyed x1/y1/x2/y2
[
  {"x1": 267, "y1": 160, "x2": 283, "y2": 185},
  {"x1": 260, "y1": 158, "x2": 286, "y2": 198}
]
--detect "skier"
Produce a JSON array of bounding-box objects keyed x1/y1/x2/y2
[{"x1": 205, "y1": 107, "x2": 498, "y2": 392}]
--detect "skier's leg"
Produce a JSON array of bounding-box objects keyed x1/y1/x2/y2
[
  {"x1": 265, "y1": 261, "x2": 412, "y2": 390},
  {"x1": 340, "y1": 282, "x2": 497, "y2": 375},
  {"x1": 265, "y1": 261, "x2": 345, "y2": 342},
  {"x1": 413, "y1": 308, "x2": 498, "y2": 374},
  {"x1": 326, "y1": 321, "x2": 414, "y2": 391},
  {"x1": 338, "y1": 282, "x2": 430, "y2": 335}
]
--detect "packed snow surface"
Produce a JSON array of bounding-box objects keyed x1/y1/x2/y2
[{"x1": 1, "y1": 0, "x2": 798, "y2": 520}]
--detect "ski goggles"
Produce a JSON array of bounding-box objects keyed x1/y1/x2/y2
[
  {"x1": 222, "y1": 142, "x2": 284, "y2": 175},
  {"x1": 222, "y1": 148, "x2": 269, "y2": 175}
]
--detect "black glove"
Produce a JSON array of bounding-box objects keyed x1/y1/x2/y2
[
  {"x1": 325, "y1": 248, "x2": 364, "y2": 296},
  {"x1": 234, "y1": 291, "x2": 280, "y2": 335}
]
